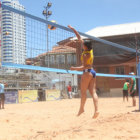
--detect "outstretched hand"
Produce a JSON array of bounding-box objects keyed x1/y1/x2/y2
[
  {"x1": 68, "y1": 25, "x2": 73, "y2": 29},
  {"x1": 67, "y1": 25, "x2": 83, "y2": 45}
]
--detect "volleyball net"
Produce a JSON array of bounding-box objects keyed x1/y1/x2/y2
[{"x1": 0, "y1": 3, "x2": 140, "y2": 105}]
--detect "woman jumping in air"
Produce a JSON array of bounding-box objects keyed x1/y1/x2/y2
[{"x1": 68, "y1": 25, "x2": 99, "y2": 118}]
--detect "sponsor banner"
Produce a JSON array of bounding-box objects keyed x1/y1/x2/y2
[
  {"x1": 18, "y1": 90, "x2": 38, "y2": 103},
  {"x1": 46, "y1": 90, "x2": 61, "y2": 101},
  {"x1": 5, "y1": 91, "x2": 18, "y2": 104}
]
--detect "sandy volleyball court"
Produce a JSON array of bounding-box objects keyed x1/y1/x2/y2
[{"x1": 0, "y1": 97, "x2": 140, "y2": 140}]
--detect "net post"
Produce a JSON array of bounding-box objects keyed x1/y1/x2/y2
[{"x1": 138, "y1": 62, "x2": 140, "y2": 110}]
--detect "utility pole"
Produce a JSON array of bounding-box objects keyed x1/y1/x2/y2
[
  {"x1": 135, "y1": 33, "x2": 138, "y2": 75},
  {"x1": 42, "y1": 2, "x2": 52, "y2": 67}
]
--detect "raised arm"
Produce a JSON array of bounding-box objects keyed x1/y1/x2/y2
[{"x1": 68, "y1": 25, "x2": 83, "y2": 42}]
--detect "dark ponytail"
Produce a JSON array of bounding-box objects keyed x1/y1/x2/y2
[{"x1": 83, "y1": 40, "x2": 92, "y2": 51}]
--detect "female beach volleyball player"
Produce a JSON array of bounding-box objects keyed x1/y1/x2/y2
[{"x1": 68, "y1": 25, "x2": 99, "y2": 118}]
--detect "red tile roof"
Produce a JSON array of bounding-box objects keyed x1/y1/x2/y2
[{"x1": 37, "y1": 45, "x2": 76, "y2": 57}]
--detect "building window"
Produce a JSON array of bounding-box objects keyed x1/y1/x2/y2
[
  {"x1": 56, "y1": 55, "x2": 65, "y2": 64},
  {"x1": 3, "y1": 36, "x2": 12, "y2": 39},
  {"x1": 2, "y1": 17, "x2": 12, "y2": 20},
  {"x1": 2, "y1": 14, "x2": 11, "y2": 16},
  {"x1": 115, "y1": 66, "x2": 124, "y2": 75},
  {"x1": 2, "y1": 1, "x2": 11, "y2": 4},
  {"x1": 67, "y1": 54, "x2": 72, "y2": 64},
  {"x1": 67, "y1": 54, "x2": 76, "y2": 65},
  {"x1": 45, "y1": 55, "x2": 49, "y2": 65},
  {"x1": 49, "y1": 55, "x2": 55, "y2": 64},
  {"x1": 3, "y1": 27, "x2": 12, "y2": 29},
  {"x1": 97, "y1": 67, "x2": 109, "y2": 73},
  {"x1": 2, "y1": 11, "x2": 11, "y2": 14},
  {"x1": 3, "y1": 56, "x2": 12, "y2": 58},
  {"x1": 2, "y1": 22, "x2": 12, "y2": 24}
]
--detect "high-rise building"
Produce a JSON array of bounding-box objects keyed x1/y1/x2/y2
[{"x1": 0, "y1": 0, "x2": 26, "y2": 64}]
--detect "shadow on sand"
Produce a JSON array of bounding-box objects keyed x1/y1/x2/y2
[{"x1": 132, "y1": 110, "x2": 140, "y2": 112}]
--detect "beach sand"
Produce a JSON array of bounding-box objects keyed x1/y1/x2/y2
[{"x1": 0, "y1": 97, "x2": 140, "y2": 140}]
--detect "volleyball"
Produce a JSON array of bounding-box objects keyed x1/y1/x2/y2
[{"x1": 48, "y1": 20, "x2": 56, "y2": 30}]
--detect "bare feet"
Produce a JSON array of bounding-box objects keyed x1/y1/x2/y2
[
  {"x1": 77, "y1": 109, "x2": 84, "y2": 116},
  {"x1": 93, "y1": 112, "x2": 99, "y2": 119}
]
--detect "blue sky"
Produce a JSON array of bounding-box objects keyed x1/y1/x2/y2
[{"x1": 20, "y1": 0, "x2": 140, "y2": 32}]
